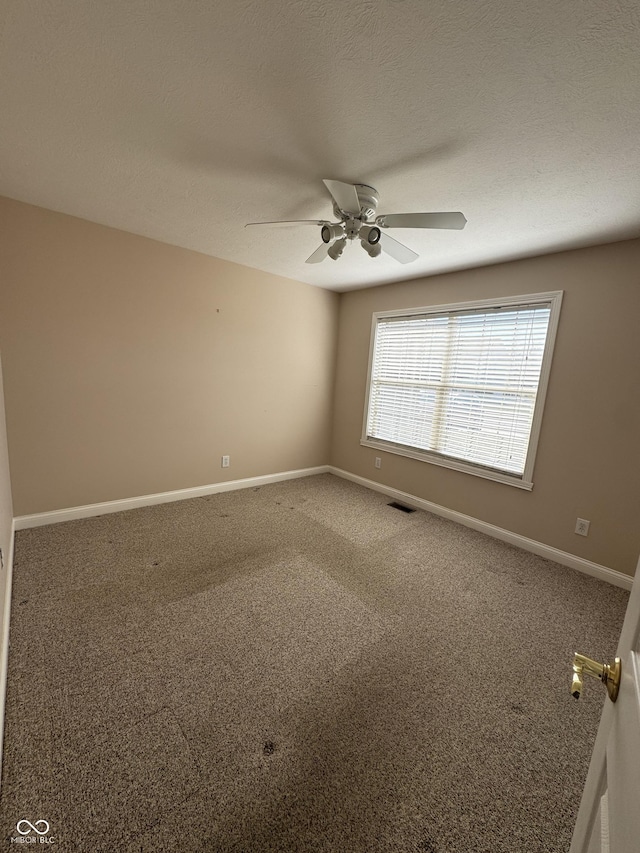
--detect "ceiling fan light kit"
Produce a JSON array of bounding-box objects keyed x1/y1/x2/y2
[
  {"x1": 360, "y1": 224, "x2": 381, "y2": 245},
  {"x1": 359, "y1": 224, "x2": 382, "y2": 257},
  {"x1": 327, "y1": 238, "x2": 347, "y2": 260},
  {"x1": 245, "y1": 179, "x2": 467, "y2": 265},
  {"x1": 361, "y1": 239, "x2": 382, "y2": 258},
  {"x1": 321, "y1": 223, "x2": 344, "y2": 244}
]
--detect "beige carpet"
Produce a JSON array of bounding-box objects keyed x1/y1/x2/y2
[{"x1": 0, "y1": 473, "x2": 629, "y2": 851}]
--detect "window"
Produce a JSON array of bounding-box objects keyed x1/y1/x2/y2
[{"x1": 362, "y1": 291, "x2": 563, "y2": 489}]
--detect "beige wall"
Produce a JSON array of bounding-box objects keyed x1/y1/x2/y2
[
  {"x1": 0, "y1": 197, "x2": 339, "y2": 515},
  {"x1": 0, "y1": 353, "x2": 13, "y2": 775},
  {"x1": 331, "y1": 239, "x2": 640, "y2": 576},
  {"x1": 0, "y1": 353, "x2": 13, "y2": 640}
]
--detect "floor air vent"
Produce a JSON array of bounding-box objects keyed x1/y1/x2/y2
[{"x1": 387, "y1": 501, "x2": 416, "y2": 513}]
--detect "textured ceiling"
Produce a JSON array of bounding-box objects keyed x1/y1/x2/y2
[{"x1": 1, "y1": 0, "x2": 639, "y2": 292}]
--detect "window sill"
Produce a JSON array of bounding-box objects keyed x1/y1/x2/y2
[{"x1": 360, "y1": 438, "x2": 534, "y2": 491}]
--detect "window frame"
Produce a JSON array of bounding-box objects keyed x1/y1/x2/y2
[{"x1": 360, "y1": 290, "x2": 563, "y2": 490}]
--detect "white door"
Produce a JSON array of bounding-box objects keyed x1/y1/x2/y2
[{"x1": 570, "y1": 555, "x2": 640, "y2": 853}]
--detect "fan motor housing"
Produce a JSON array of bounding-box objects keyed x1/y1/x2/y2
[
  {"x1": 332, "y1": 184, "x2": 379, "y2": 221},
  {"x1": 354, "y1": 185, "x2": 379, "y2": 220}
]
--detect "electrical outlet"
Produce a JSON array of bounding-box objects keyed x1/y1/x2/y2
[
  {"x1": 575, "y1": 518, "x2": 590, "y2": 537},
  {"x1": 221, "y1": 455, "x2": 230, "y2": 468},
  {"x1": 374, "y1": 457, "x2": 382, "y2": 469}
]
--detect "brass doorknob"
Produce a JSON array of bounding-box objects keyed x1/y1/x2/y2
[{"x1": 571, "y1": 653, "x2": 621, "y2": 703}]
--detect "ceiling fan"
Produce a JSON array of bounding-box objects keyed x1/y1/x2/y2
[{"x1": 246, "y1": 179, "x2": 467, "y2": 264}]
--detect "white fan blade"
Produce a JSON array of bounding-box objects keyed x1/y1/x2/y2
[
  {"x1": 376, "y1": 212, "x2": 467, "y2": 230},
  {"x1": 245, "y1": 219, "x2": 328, "y2": 228},
  {"x1": 379, "y1": 231, "x2": 418, "y2": 264},
  {"x1": 323, "y1": 180, "x2": 361, "y2": 216},
  {"x1": 305, "y1": 243, "x2": 329, "y2": 264}
]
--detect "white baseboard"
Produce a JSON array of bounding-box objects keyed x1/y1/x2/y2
[
  {"x1": 0, "y1": 519, "x2": 15, "y2": 788},
  {"x1": 328, "y1": 467, "x2": 633, "y2": 591},
  {"x1": 13, "y1": 466, "x2": 330, "y2": 530},
  {"x1": 12, "y1": 464, "x2": 632, "y2": 590}
]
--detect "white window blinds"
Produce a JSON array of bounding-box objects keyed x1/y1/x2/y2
[{"x1": 365, "y1": 299, "x2": 557, "y2": 479}]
